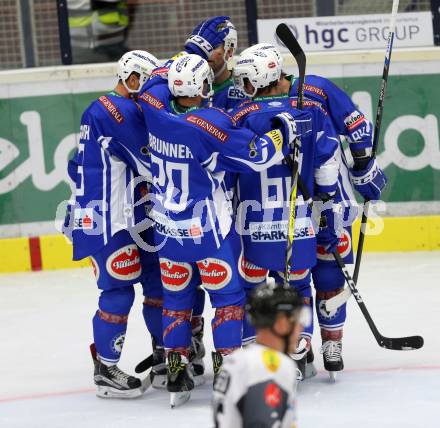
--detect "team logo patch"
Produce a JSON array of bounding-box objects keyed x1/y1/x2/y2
[
  {"x1": 238, "y1": 254, "x2": 268, "y2": 283},
  {"x1": 139, "y1": 92, "x2": 165, "y2": 110},
  {"x1": 90, "y1": 256, "x2": 100, "y2": 281},
  {"x1": 159, "y1": 258, "x2": 192, "y2": 291},
  {"x1": 318, "y1": 300, "x2": 340, "y2": 320},
  {"x1": 317, "y1": 229, "x2": 352, "y2": 261},
  {"x1": 197, "y1": 258, "x2": 232, "y2": 290},
  {"x1": 98, "y1": 95, "x2": 124, "y2": 123},
  {"x1": 111, "y1": 332, "x2": 125, "y2": 355},
  {"x1": 344, "y1": 110, "x2": 365, "y2": 131},
  {"x1": 262, "y1": 349, "x2": 280, "y2": 372},
  {"x1": 73, "y1": 208, "x2": 94, "y2": 230},
  {"x1": 232, "y1": 103, "x2": 260, "y2": 122},
  {"x1": 106, "y1": 245, "x2": 141, "y2": 280},
  {"x1": 264, "y1": 383, "x2": 282, "y2": 408},
  {"x1": 186, "y1": 114, "x2": 228, "y2": 142}
]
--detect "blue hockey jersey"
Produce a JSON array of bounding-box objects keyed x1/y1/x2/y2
[
  {"x1": 232, "y1": 95, "x2": 339, "y2": 271},
  {"x1": 289, "y1": 75, "x2": 372, "y2": 223},
  {"x1": 139, "y1": 86, "x2": 289, "y2": 262},
  {"x1": 65, "y1": 92, "x2": 150, "y2": 260},
  {"x1": 212, "y1": 76, "x2": 247, "y2": 111}
]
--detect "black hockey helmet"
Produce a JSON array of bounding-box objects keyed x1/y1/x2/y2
[{"x1": 246, "y1": 281, "x2": 303, "y2": 329}]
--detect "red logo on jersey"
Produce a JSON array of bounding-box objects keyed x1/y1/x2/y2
[
  {"x1": 232, "y1": 103, "x2": 260, "y2": 123},
  {"x1": 238, "y1": 254, "x2": 268, "y2": 283},
  {"x1": 159, "y1": 258, "x2": 192, "y2": 291},
  {"x1": 303, "y1": 83, "x2": 328, "y2": 100},
  {"x1": 317, "y1": 229, "x2": 352, "y2": 261},
  {"x1": 139, "y1": 92, "x2": 165, "y2": 110},
  {"x1": 106, "y1": 245, "x2": 141, "y2": 280},
  {"x1": 197, "y1": 258, "x2": 232, "y2": 290},
  {"x1": 98, "y1": 96, "x2": 124, "y2": 123},
  {"x1": 186, "y1": 115, "x2": 228, "y2": 142},
  {"x1": 264, "y1": 383, "x2": 282, "y2": 408}
]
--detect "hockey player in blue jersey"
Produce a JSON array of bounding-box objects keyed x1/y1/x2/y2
[
  {"x1": 139, "y1": 54, "x2": 298, "y2": 407},
  {"x1": 232, "y1": 47, "x2": 341, "y2": 380},
  {"x1": 63, "y1": 50, "x2": 168, "y2": 398},
  {"x1": 238, "y1": 43, "x2": 388, "y2": 379}
]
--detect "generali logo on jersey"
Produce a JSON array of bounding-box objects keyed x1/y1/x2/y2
[
  {"x1": 139, "y1": 92, "x2": 165, "y2": 110},
  {"x1": 98, "y1": 96, "x2": 124, "y2": 123},
  {"x1": 106, "y1": 245, "x2": 141, "y2": 280},
  {"x1": 197, "y1": 258, "x2": 232, "y2": 290},
  {"x1": 159, "y1": 258, "x2": 192, "y2": 291},
  {"x1": 186, "y1": 114, "x2": 228, "y2": 142},
  {"x1": 232, "y1": 103, "x2": 260, "y2": 122}
]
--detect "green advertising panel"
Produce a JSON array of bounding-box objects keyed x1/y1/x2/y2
[{"x1": 0, "y1": 73, "x2": 439, "y2": 228}]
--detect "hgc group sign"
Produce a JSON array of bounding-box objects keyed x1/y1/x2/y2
[{"x1": 258, "y1": 12, "x2": 433, "y2": 51}]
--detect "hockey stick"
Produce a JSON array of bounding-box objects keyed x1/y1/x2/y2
[
  {"x1": 275, "y1": 23, "x2": 306, "y2": 284},
  {"x1": 326, "y1": 0, "x2": 400, "y2": 313},
  {"x1": 277, "y1": 23, "x2": 423, "y2": 351}
]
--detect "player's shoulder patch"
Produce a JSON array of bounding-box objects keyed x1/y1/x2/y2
[
  {"x1": 262, "y1": 348, "x2": 281, "y2": 372},
  {"x1": 98, "y1": 95, "x2": 124, "y2": 124},
  {"x1": 232, "y1": 103, "x2": 261, "y2": 123},
  {"x1": 138, "y1": 91, "x2": 165, "y2": 110},
  {"x1": 303, "y1": 82, "x2": 328, "y2": 100},
  {"x1": 290, "y1": 97, "x2": 328, "y2": 115},
  {"x1": 186, "y1": 113, "x2": 229, "y2": 142}
]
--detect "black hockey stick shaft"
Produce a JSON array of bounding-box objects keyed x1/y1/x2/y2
[
  {"x1": 353, "y1": 0, "x2": 399, "y2": 285},
  {"x1": 276, "y1": 23, "x2": 306, "y2": 283}
]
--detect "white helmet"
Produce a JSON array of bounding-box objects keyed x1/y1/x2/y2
[
  {"x1": 168, "y1": 54, "x2": 214, "y2": 98},
  {"x1": 240, "y1": 43, "x2": 284, "y2": 69},
  {"x1": 222, "y1": 20, "x2": 238, "y2": 59},
  {"x1": 117, "y1": 50, "x2": 160, "y2": 94},
  {"x1": 233, "y1": 49, "x2": 283, "y2": 97}
]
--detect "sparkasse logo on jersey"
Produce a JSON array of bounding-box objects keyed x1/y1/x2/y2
[{"x1": 249, "y1": 219, "x2": 315, "y2": 242}]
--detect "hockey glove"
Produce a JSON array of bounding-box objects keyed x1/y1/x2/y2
[
  {"x1": 350, "y1": 157, "x2": 387, "y2": 201},
  {"x1": 184, "y1": 16, "x2": 230, "y2": 60},
  {"x1": 315, "y1": 195, "x2": 343, "y2": 254},
  {"x1": 271, "y1": 112, "x2": 298, "y2": 156}
]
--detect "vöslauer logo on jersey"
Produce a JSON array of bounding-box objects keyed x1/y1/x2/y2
[
  {"x1": 159, "y1": 258, "x2": 192, "y2": 291},
  {"x1": 262, "y1": 349, "x2": 281, "y2": 372},
  {"x1": 106, "y1": 245, "x2": 142, "y2": 280},
  {"x1": 197, "y1": 258, "x2": 232, "y2": 290}
]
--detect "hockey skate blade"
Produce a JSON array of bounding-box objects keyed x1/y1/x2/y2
[
  {"x1": 305, "y1": 362, "x2": 317, "y2": 379},
  {"x1": 328, "y1": 371, "x2": 338, "y2": 383},
  {"x1": 96, "y1": 385, "x2": 143, "y2": 399},
  {"x1": 170, "y1": 391, "x2": 191, "y2": 408},
  {"x1": 151, "y1": 374, "x2": 167, "y2": 389},
  {"x1": 193, "y1": 374, "x2": 206, "y2": 387}
]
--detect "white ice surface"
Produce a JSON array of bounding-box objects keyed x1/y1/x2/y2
[{"x1": 1, "y1": 252, "x2": 439, "y2": 428}]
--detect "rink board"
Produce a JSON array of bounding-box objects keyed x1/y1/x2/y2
[{"x1": 0, "y1": 215, "x2": 438, "y2": 273}]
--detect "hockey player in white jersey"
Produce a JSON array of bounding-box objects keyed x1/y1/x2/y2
[{"x1": 213, "y1": 281, "x2": 305, "y2": 428}]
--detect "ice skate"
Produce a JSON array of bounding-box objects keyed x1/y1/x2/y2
[
  {"x1": 150, "y1": 344, "x2": 168, "y2": 389},
  {"x1": 189, "y1": 318, "x2": 206, "y2": 387},
  {"x1": 212, "y1": 351, "x2": 223, "y2": 385},
  {"x1": 90, "y1": 344, "x2": 143, "y2": 399},
  {"x1": 321, "y1": 340, "x2": 344, "y2": 382},
  {"x1": 167, "y1": 351, "x2": 194, "y2": 408}
]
